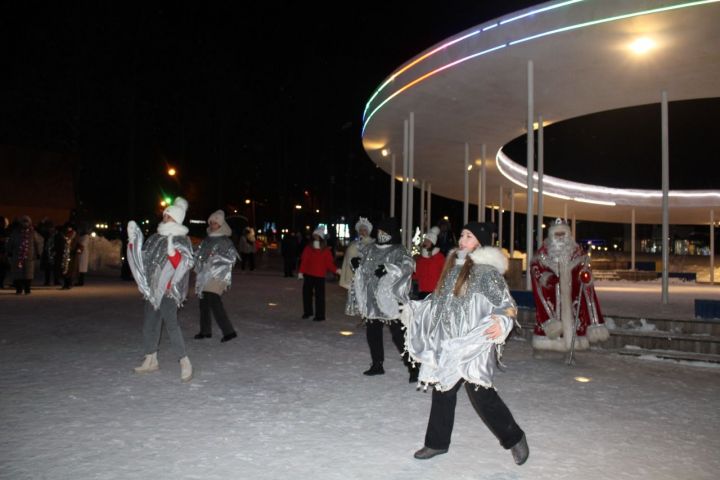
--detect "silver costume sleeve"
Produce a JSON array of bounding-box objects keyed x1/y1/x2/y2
[{"x1": 126, "y1": 221, "x2": 152, "y2": 301}]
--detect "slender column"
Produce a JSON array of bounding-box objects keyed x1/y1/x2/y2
[
  {"x1": 390, "y1": 154, "x2": 396, "y2": 217},
  {"x1": 427, "y1": 184, "x2": 432, "y2": 228},
  {"x1": 499, "y1": 186, "x2": 504, "y2": 249},
  {"x1": 525, "y1": 60, "x2": 535, "y2": 290},
  {"x1": 563, "y1": 203, "x2": 568, "y2": 222},
  {"x1": 481, "y1": 144, "x2": 487, "y2": 221},
  {"x1": 711, "y1": 210, "x2": 715, "y2": 285},
  {"x1": 631, "y1": 208, "x2": 636, "y2": 271},
  {"x1": 401, "y1": 119, "x2": 408, "y2": 247},
  {"x1": 420, "y1": 180, "x2": 426, "y2": 232},
  {"x1": 408, "y1": 112, "x2": 415, "y2": 249},
  {"x1": 477, "y1": 158, "x2": 482, "y2": 221},
  {"x1": 464, "y1": 143, "x2": 469, "y2": 225},
  {"x1": 510, "y1": 188, "x2": 515, "y2": 256},
  {"x1": 491, "y1": 204, "x2": 495, "y2": 222},
  {"x1": 661, "y1": 91, "x2": 669, "y2": 304},
  {"x1": 536, "y1": 116, "x2": 544, "y2": 247},
  {"x1": 571, "y1": 213, "x2": 576, "y2": 239}
]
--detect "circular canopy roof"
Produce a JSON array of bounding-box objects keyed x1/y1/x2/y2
[{"x1": 361, "y1": 0, "x2": 720, "y2": 225}]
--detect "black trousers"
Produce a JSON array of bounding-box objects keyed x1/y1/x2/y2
[
  {"x1": 424, "y1": 380, "x2": 524, "y2": 451},
  {"x1": 14, "y1": 278, "x2": 31, "y2": 294},
  {"x1": 240, "y1": 253, "x2": 255, "y2": 271},
  {"x1": 302, "y1": 275, "x2": 325, "y2": 319},
  {"x1": 366, "y1": 319, "x2": 405, "y2": 363},
  {"x1": 199, "y1": 292, "x2": 235, "y2": 336}
]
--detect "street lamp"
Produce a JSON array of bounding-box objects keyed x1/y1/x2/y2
[{"x1": 167, "y1": 167, "x2": 177, "y2": 176}]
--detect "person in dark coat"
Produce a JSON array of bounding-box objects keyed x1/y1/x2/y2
[
  {"x1": 6, "y1": 215, "x2": 43, "y2": 294},
  {"x1": 281, "y1": 231, "x2": 299, "y2": 277}
]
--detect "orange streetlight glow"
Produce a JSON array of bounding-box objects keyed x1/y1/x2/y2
[{"x1": 167, "y1": 167, "x2": 177, "y2": 176}]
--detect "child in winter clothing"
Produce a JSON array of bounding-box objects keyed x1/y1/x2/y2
[
  {"x1": 298, "y1": 228, "x2": 341, "y2": 321},
  {"x1": 402, "y1": 222, "x2": 528, "y2": 465},
  {"x1": 193, "y1": 209, "x2": 240, "y2": 342},
  {"x1": 413, "y1": 226, "x2": 445, "y2": 299},
  {"x1": 127, "y1": 197, "x2": 195, "y2": 382}
]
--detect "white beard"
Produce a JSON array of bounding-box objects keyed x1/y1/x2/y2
[{"x1": 547, "y1": 236, "x2": 574, "y2": 266}]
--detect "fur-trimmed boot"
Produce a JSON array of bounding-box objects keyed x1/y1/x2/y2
[
  {"x1": 134, "y1": 352, "x2": 159, "y2": 373},
  {"x1": 179, "y1": 356, "x2": 193, "y2": 383}
]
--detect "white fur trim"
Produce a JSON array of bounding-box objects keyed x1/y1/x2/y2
[
  {"x1": 157, "y1": 221, "x2": 189, "y2": 237},
  {"x1": 586, "y1": 324, "x2": 610, "y2": 343},
  {"x1": 469, "y1": 246, "x2": 508, "y2": 274},
  {"x1": 542, "y1": 319, "x2": 563, "y2": 339},
  {"x1": 533, "y1": 334, "x2": 589, "y2": 352}
]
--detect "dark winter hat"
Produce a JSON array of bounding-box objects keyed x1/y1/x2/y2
[
  {"x1": 462, "y1": 221, "x2": 494, "y2": 246},
  {"x1": 376, "y1": 217, "x2": 401, "y2": 244}
]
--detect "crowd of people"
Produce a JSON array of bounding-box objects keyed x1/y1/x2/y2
[
  {"x1": 0, "y1": 215, "x2": 90, "y2": 294},
  {"x1": 5, "y1": 203, "x2": 540, "y2": 467}
]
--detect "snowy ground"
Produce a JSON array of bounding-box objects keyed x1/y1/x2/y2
[{"x1": 2, "y1": 261, "x2": 719, "y2": 480}]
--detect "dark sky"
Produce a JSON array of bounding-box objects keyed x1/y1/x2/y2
[{"x1": 20, "y1": 0, "x2": 711, "y2": 229}]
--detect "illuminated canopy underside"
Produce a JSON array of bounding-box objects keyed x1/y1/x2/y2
[{"x1": 361, "y1": 0, "x2": 720, "y2": 224}]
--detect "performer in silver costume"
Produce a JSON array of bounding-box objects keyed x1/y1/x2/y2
[
  {"x1": 127, "y1": 197, "x2": 195, "y2": 382},
  {"x1": 193, "y1": 209, "x2": 240, "y2": 343},
  {"x1": 346, "y1": 217, "x2": 416, "y2": 380},
  {"x1": 402, "y1": 222, "x2": 529, "y2": 465}
]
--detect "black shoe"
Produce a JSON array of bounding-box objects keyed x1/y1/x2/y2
[
  {"x1": 221, "y1": 332, "x2": 237, "y2": 343},
  {"x1": 301, "y1": 314, "x2": 312, "y2": 319},
  {"x1": 312, "y1": 317, "x2": 325, "y2": 321},
  {"x1": 510, "y1": 434, "x2": 529, "y2": 465},
  {"x1": 409, "y1": 366, "x2": 419, "y2": 383},
  {"x1": 363, "y1": 362, "x2": 384, "y2": 376},
  {"x1": 413, "y1": 446, "x2": 448, "y2": 460},
  {"x1": 194, "y1": 333, "x2": 212, "y2": 339}
]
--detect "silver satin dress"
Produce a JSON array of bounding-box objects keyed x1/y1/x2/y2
[
  {"x1": 346, "y1": 244, "x2": 415, "y2": 321},
  {"x1": 193, "y1": 236, "x2": 239, "y2": 298},
  {"x1": 405, "y1": 262, "x2": 517, "y2": 391},
  {"x1": 127, "y1": 230, "x2": 194, "y2": 310}
]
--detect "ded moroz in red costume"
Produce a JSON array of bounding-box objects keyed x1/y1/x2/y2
[{"x1": 530, "y1": 219, "x2": 609, "y2": 352}]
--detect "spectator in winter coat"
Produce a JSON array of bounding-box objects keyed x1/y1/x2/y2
[
  {"x1": 298, "y1": 227, "x2": 341, "y2": 321},
  {"x1": 6, "y1": 215, "x2": 43, "y2": 294},
  {"x1": 127, "y1": 197, "x2": 195, "y2": 383},
  {"x1": 59, "y1": 223, "x2": 83, "y2": 290},
  {"x1": 238, "y1": 227, "x2": 257, "y2": 271},
  {"x1": 435, "y1": 219, "x2": 457, "y2": 257},
  {"x1": 413, "y1": 226, "x2": 445, "y2": 300},
  {"x1": 280, "y1": 231, "x2": 299, "y2": 277},
  {"x1": 193, "y1": 209, "x2": 240, "y2": 343},
  {"x1": 75, "y1": 231, "x2": 90, "y2": 286}
]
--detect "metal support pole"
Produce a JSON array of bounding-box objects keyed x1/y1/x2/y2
[
  {"x1": 420, "y1": 180, "x2": 426, "y2": 233},
  {"x1": 408, "y1": 112, "x2": 415, "y2": 249},
  {"x1": 499, "y1": 186, "x2": 504, "y2": 249},
  {"x1": 464, "y1": 142, "x2": 469, "y2": 225},
  {"x1": 390, "y1": 154, "x2": 396, "y2": 217},
  {"x1": 525, "y1": 60, "x2": 535, "y2": 290},
  {"x1": 572, "y1": 213, "x2": 576, "y2": 239},
  {"x1": 401, "y1": 119, "x2": 408, "y2": 248},
  {"x1": 477, "y1": 158, "x2": 482, "y2": 222},
  {"x1": 510, "y1": 188, "x2": 515, "y2": 256},
  {"x1": 481, "y1": 144, "x2": 487, "y2": 222},
  {"x1": 427, "y1": 184, "x2": 432, "y2": 229},
  {"x1": 563, "y1": 203, "x2": 568, "y2": 222},
  {"x1": 631, "y1": 208, "x2": 636, "y2": 271},
  {"x1": 537, "y1": 115, "x2": 544, "y2": 247},
  {"x1": 661, "y1": 91, "x2": 670, "y2": 304},
  {"x1": 711, "y1": 210, "x2": 715, "y2": 285}
]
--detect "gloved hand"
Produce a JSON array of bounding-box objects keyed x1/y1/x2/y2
[
  {"x1": 335, "y1": 268, "x2": 341, "y2": 276},
  {"x1": 350, "y1": 257, "x2": 361, "y2": 270},
  {"x1": 298, "y1": 273, "x2": 304, "y2": 280},
  {"x1": 374, "y1": 264, "x2": 387, "y2": 278}
]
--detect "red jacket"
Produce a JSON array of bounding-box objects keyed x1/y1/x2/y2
[
  {"x1": 413, "y1": 250, "x2": 445, "y2": 293},
  {"x1": 299, "y1": 246, "x2": 337, "y2": 278}
]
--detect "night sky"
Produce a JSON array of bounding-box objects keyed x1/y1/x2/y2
[{"x1": 4, "y1": 0, "x2": 714, "y2": 232}]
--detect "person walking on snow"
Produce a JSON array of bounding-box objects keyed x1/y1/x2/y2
[
  {"x1": 401, "y1": 222, "x2": 529, "y2": 465},
  {"x1": 413, "y1": 226, "x2": 445, "y2": 300},
  {"x1": 298, "y1": 227, "x2": 341, "y2": 321},
  {"x1": 127, "y1": 197, "x2": 194, "y2": 382},
  {"x1": 339, "y1": 217, "x2": 374, "y2": 290},
  {"x1": 346, "y1": 217, "x2": 416, "y2": 381},
  {"x1": 193, "y1": 209, "x2": 240, "y2": 343}
]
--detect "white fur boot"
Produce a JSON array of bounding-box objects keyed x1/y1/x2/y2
[
  {"x1": 134, "y1": 352, "x2": 159, "y2": 373},
  {"x1": 180, "y1": 356, "x2": 193, "y2": 383}
]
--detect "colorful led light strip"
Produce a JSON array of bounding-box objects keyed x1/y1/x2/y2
[
  {"x1": 362, "y1": 30, "x2": 481, "y2": 121},
  {"x1": 362, "y1": 44, "x2": 507, "y2": 134},
  {"x1": 363, "y1": 0, "x2": 587, "y2": 122},
  {"x1": 363, "y1": 0, "x2": 720, "y2": 133}
]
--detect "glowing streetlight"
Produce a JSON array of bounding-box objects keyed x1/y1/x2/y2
[
  {"x1": 295, "y1": 205, "x2": 302, "y2": 210},
  {"x1": 629, "y1": 37, "x2": 655, "y2": 55},
  {"x1": 245, "y1": 199, "x2": 251, "y2": 205},
  {"x1": 160, "y1": 200, "x2": 167, "y2": 207},
  {"x1": 167, "y1": 167, "x2": 177, "y2": 176}
]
